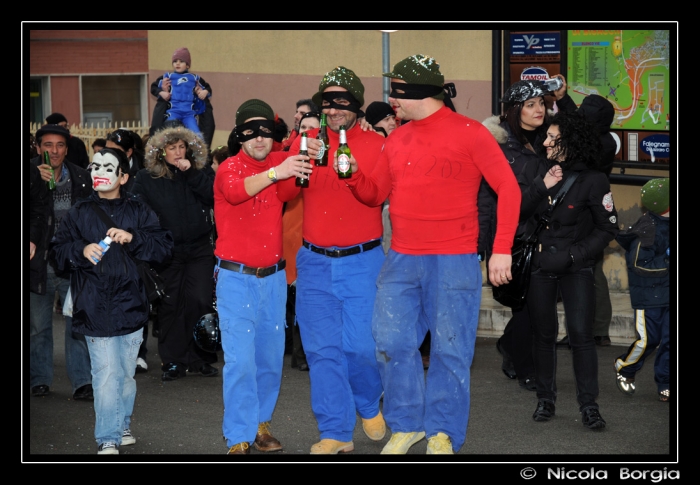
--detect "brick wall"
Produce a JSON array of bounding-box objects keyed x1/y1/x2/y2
[{"x1": 29, "y1": 30, "x2": 148, "y2": 74}]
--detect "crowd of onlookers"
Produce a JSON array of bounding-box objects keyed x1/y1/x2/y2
[{"x1": 28, "y1": 47, "x2": 670, "y2": 456}]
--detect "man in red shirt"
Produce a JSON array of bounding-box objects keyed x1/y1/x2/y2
[
  {"x1": 214, "y1": 99, "x2": 312, "y2": 455},
  {"x1": 281, "y1": 99, "x2": 319, "y2": 151},
  {"x1": 278, "y1": 66, "x2": 387, "y2": 455},
  {"x1": 344, "y1": 55, "x2": 521, "y2": 454}
]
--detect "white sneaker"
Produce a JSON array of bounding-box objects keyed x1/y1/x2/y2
[
  {"x1": 122, "y1": 429, "x2": 136, "y2": 446},
  {"x1": 136, "y1": 357, "x2": 148, "y2": 373},
  {"x1": 97, "y1": 442, "x2": 119, "y2": 454}
]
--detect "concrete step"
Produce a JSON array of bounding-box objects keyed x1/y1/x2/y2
[{"x1": 477, "y1": 287, "x2": 636, "y2": 346}]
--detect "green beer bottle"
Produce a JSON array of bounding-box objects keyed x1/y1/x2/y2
[
  {"x1": 295, "y1": 133, "x2": 310, "y2": 188},
  {"x1": 43, "y1": 150, "x2": 56, "y2": 190},
  {"x1": 315, "y1": 113, "x2": 329, "y2": 167},
  {"x1": 336, "y1": 125, "x2": 352, "y2": 179}
]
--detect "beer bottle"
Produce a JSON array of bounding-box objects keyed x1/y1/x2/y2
[
  {"x1": 315, "y1": 113, "x2": 330, "y2": 167},
  {"x1": 336, "y1": 125, "x2": 352, "y2": 179},
  {"x1": 295, "y1": 133, "x2": 310, "y2": 188},
  {"x1": 43, "y1": 150, "x2": 56, "y2": 190}
]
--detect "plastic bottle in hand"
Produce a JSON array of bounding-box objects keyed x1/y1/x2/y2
[{"x1": 91, "y1": 236, "x2": 112, "y2": 263}]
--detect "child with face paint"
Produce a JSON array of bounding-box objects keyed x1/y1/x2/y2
[{"x1": 51, "y1": 147, "x2": 174, "y2": 454}]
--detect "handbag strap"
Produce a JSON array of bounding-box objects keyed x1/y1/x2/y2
[
  {"x1": 529, "y1": 171, "x2": 580, "y2": 241},
  {"x1": 546, "y1": 171, "x2": 580, "y2": 218},
  {"x1": 89, "y1": 201, "x2": 138, "y2": 263}
]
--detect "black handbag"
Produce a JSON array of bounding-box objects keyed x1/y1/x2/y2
[
  {"x1": 492, "y1": 172, "x2": 579, "y2": 310},
  {"x1": 90, "y1": 202, "x2": 167, "y2": 303}
]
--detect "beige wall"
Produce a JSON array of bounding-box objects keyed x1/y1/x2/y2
[{"x1": 148, "y1": 30, "x2": 495, "y2": 149}]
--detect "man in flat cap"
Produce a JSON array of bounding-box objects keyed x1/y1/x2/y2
[
  {"x1": 45, "y1": 113, "x2": 90, "y2": 170},
  {"x1": 29, "y1": 124, "x2": 94, "y2": 401}
]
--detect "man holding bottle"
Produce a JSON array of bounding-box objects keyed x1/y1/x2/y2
[
  {"x1": 343, "y1": 55, "x2": 521, "y2": 454},
  {"x1": 29, "y1": 124, "x2": 94, "y2": 401},
  {"x1": 277, "y1": 66, "x2": 387, "y2": 455},
  {"x1": 214, "y1": 99, "x2": 313, "y2": 454}
]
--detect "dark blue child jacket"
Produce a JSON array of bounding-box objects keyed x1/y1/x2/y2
[{"x1": 51, "y1": 190, "x2": 174, "y2": 337}]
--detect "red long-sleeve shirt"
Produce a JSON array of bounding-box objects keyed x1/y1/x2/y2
[
  {"x1": 347, "y1": 106, "x2": 520, "y2": 255},
  {"x1": 277, "y1": 123, "x2": 385, "y2": 247},
  {"x1": 214, "y1": 150, "x2": 293, "y2": 267}
]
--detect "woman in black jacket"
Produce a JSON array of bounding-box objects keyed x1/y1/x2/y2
[
  {"x1": 518, "y1": 111, "x2": 619, "y2": 430},
  {"x1": 479, "y1": 78, "x2": 565, "y2": 391},
  {"x1": 133, "y1": 126, "x2": 218, "y2": 381}
]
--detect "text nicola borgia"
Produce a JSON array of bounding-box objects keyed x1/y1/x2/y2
[{"x1": 548, "y1": 468, "x2": 679, "y2": 482}]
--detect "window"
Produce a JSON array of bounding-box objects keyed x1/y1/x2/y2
[{"x1": 82, "y1": 75, "x2": 145, "y2": 125}]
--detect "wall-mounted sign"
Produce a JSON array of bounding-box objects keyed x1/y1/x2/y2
[
  {"x1": 639, "y1": 133, "x2": 670, "y2": 162},
  {"x1": 624, "y1": 131, "x2": 670, "y2": 164},
  {"x1": 567, "y1": 30, "x2": 670, "y2": 132},
  {"x1": 510, "y1": 32, "x2": 561, "y2": 62},
  {"x1": 520, "y1": 66, "x2": 554, "y2": 81}
]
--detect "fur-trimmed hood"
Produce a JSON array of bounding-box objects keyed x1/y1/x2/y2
[
  {"x1": 482, "y1": 115, "x2": 509, "y2": 145},
  {"x1": 144, "y1": 126, "x2": 209, "y2": 169}
]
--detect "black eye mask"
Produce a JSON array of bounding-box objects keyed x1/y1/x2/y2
[
  {"x1": 321, "y1": 91, "x2": 361, "y2": 113},
  {"x1": 390, "y1": 82, "x2": 444, "y2": 100},
  {"x1": 235, "y1": 119, "x2": 276, "y2": 143}
]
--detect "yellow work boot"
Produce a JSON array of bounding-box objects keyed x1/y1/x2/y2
[
  {"x1": 227, "y1": 442, "x2": 250, "y2": 455},
  {"x1": 380, "y1": 431, "x2": 426, "y2": 454},
  {"x1": 310, "y1": 439, "x2": 354, "y2": 454},
  {"x1": 362, "y1": 411, "x2": 386, "y2": 441},
  {"x1": 426, "y1": 432, "x2": 454, "y2": 454}
]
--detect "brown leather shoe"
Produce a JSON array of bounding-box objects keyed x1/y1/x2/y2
[
  {"x1": 227, "y1": 442, "x2": 250, "y2": 454},
  {"x1": 254, "y1": 421, "x2": 283, "y2": 452}
]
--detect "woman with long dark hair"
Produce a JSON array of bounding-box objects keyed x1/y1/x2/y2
[
  {"x1": 518, "y1": 110, "x2": 619, "y2": 430},
  {"x1": 480, "y1": 78, "x2": 565, "y2": 390}
]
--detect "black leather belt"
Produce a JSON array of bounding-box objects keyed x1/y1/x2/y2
[
  {"x1": 302, "y1": 239, "x2": 381, "y2": 258},
  {"x1": 218, "y1": 259, "x2": 286, "y2": 278}
]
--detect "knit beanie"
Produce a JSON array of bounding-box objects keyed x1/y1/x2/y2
[
  {"x1": 365, "y1": 101, "x2": 395, "y2": 126},
  {"x1": 235, "y1": 99, "x2": 275, "y2": 126},
  {"x1": 172, "y1": 47, "x2": 191, "y2": 67},
  {"x1": 312, "y1": 66, "x2": 365, "y2": 107},
  {"x1": 641, "y1": 177, "x2": 670, "y2": 214},
  {"x1": 383, "y1": 54, "x2": 445, "y2": 100},
  {"x1": 46, "y1": 113, "x2": 68, "y2": 125}
]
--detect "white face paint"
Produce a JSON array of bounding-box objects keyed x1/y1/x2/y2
[{"x1": 90, "y1": 152, "x2": 122, "y2": 192}]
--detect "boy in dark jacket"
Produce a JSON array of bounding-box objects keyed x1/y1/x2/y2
[
  {"x1": 614, "y1": 178, "x2": 670, "y2": 402},
  {"x1": 51, "y1": 148, "x2": 174, "y2": 454}
]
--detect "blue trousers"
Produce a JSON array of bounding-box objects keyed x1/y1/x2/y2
[
  {"x1": 615, "y1": 307, "x2": 670, "y2": 393},
  {"x1": 373, "y1": 250, "x2": 481, "y2": 452},
  {"x1": 165, "y1": 108, "x2": 201, "y2": 136},
  {"x1": 29, "y1": 272, "x2": 92, "y2": 393},
  {"x1": 85, "y1": 328, "x2": 143, "y2": 447},
  {"x1": 216, "y1": 261, "x2": 286, "y2": 447},
  {"x1": 296, "y1": 242, "x2": 384, "y2": 442}
]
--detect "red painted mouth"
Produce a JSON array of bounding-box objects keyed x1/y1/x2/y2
[{"x1": 93, "y1": 178, "x2": 112, "y2": 188}]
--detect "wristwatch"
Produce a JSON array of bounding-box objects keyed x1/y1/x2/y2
[{"x1": 267, "y1": 167, "x2": 278, "y2": 183}]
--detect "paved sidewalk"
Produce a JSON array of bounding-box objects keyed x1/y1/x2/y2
[{"x1": 24, "y1": 311, "x2": 674, "y2": 463}]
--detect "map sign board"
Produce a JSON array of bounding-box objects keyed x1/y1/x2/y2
[{"x1": 567, "y1": 29, "x2": 670, "y2": 132}]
